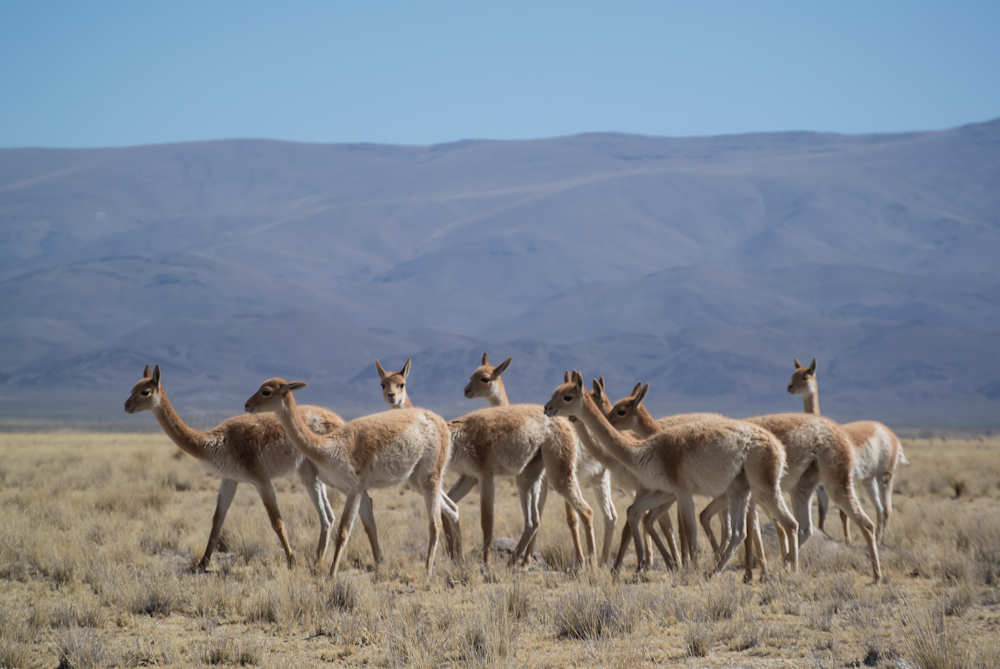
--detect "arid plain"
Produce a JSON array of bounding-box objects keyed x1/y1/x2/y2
[{"x1": 1, "y1": 432, "x2": 998, "y2": 668}]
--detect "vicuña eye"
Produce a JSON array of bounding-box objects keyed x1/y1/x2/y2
[
  {"x1": 563, "y1": 396, "x2": 573, "y2": 401},
  {"x1": 381, "y1": 384, "x2": 385, "y2": 389},
  {"x1": 262, "y1": 390, "x2": 271, "y2": 396},
  {"x1": 141, "y1": 390, "x2": 150, "y2": 396},
  {"x1": 481, "y1": 378, "x2": 489, "y2": 383},
  {"x1": 617, "y1": 410, "x2": 626, "y2": 416}
]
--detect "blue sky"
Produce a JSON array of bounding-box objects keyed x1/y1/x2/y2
[{"x1": 1, "y1": 1, "x2": 998, "y2": 148}]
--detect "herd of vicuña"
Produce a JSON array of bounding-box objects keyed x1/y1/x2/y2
[{"x1": 125, "y1": 353, "x2": 906, "y2": 584}]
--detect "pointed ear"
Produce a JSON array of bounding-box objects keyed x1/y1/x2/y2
[
  {"x1": 598, "y1": 376, "x2": 605, "y2": 391},
  {"x1": 374, "y1": 359, "x2": 387, "y2": 380},
  {"x1": 401, "y1": 358, "x2": 411, "y2": 379},
  {"x1": 143, "y1": 364, "x2": 151, "y2": 378},
  {"x1": 571, "y1": 370, "x2": 584, "y2": 391},
  {"x1": 491, "y1": 357, "x2": 512, "y2": 378},
  {"x1": 630, "y1": 383, "x2": 649, "y2": 407},
  {"x1": 809, "y1": 358, "x2": 817, "y2": 373},
  {"x1": 482, "y1": 352, "x2": 490, "y2": 365},
  {"x1": 282, "y1": 381, "x2": 307, "y2": 393},
  {"x1": 564, "y1": 371, "x2": 571, "y2": 383},
  {"x1": 592, "y1": 379, "x2": 604, "y2": 401},
  {"x1": 793, "y1": 358, "x2": 802, "y2": 369},
  {"x1": 631, "y1": 382, "x2": 642, "y2": 396},
  {"x1": 152, "y1": 364, "x2": 161, "y2": 385}
]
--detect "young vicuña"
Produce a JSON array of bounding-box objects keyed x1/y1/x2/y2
[{"x1": 244, "y1": 378, "x2": 460, "y2": 577}]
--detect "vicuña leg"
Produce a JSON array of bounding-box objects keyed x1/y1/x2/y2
[
  {"x1": 564, "y1": 501, "x2": 583, "y2": 564},
  {"x1": 421, "y1": 484, "x2": 443, "y2": 577},
  {"x1": 479, "y1": 474, "x2": 496, "y2": 564},
  {"x1": 357, "y1": 493, "x2": 382, "y2": 564},
  {"x1": 876, "y1": 471, "x2": 894, "y2": 544},
  {"x1": 257, "y1": 479, "x2": 296, "y2": 568},
  {"x1": 448, "y1": 475, "x2": 478, "y2": 503},
  {"x1": 592, "y1": 469, "x2": 618, "y2": 565},
  {"x1": 511, "y1": 470, "x2": 546, "y2": 566},
  {"x1": 627, "y1": 490, "x2": 674, "y2": 571},
  {"x1": 641, "y1": 503, "x2": 680, "y2": 570},
  {"x1": 816, "y1": 485, "x2": 830, "y2": 533},
  {"x1": 713, "y1": 483, "x2": 750, "y2": 576},
  {"x1": 700, "y1": 494, "x2": 729, "y2": 559},
  {"x1": 329, "y1": 492, "x2": 363, "y2": 577},
  {"x1": 823, "y1": 470, "x2": 881, "y2": 584},
  {"x1": 199, "y1": 479, "x2": 238, "y2": 570}
]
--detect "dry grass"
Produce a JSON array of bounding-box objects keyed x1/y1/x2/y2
[{"x1": 1, "y1": 433, "x2": 999, "y2": 667}]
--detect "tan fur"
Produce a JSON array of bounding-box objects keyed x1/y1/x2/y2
[
  {"x1": 447, "y1": 353, "x2": 597, "y2": 566},
  {"x1": 374, "y1": 357, "x2": 461, "y2": 554},
  {"x1": 244, "y1": 379, "x2": 460, "y2": 578},
  {"x1": 605, "y1": 383, "x2": 732, "y2": 565},
  {"x1": 745, "y1": 411, "x2": 882, "y2": 584},
  {"x1": 545, "y1": 371, "x2": 799, "y2": 577},
  {"x1": 124, "y1": 364, "x2": 362, "y2": 570},
  {"x1": 375, "y1": 358, "x2": 413, "y2": 409},
  {"x1": 788, "y1": 358, "x2": 906, "y2": 545},
  {"x1": 575, "y1": 379, "x2": 681, "y2": 571}
]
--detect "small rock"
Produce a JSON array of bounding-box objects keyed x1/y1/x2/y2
[{"x1": 491, "y1": 537, "x2": 546, "y2": 567}]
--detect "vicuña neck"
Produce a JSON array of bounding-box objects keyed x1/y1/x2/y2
[
  {"x1": 802, "y1": 392, "x2": 820, "y2": 416},
  {"x1": 572, "y1": 418, "x2": 626, "y2": 471},
  {"x1": 576, "y1": 393, "x2": 641, "y2": 469},
  {"x1": 403, "y1": 395, "x2": 413, "y2": 408},
  {"x1": 151, "y1": 391, "x2": 210, "y2": 461},
  {"x1": 488, "y1": 381, "x2": 509, "y2": 407},
  {"x1": 631, "y1": 404, "x2": 661, "y2": 438},
  {"x1": 277, "y1": 393, "x2": 338, "y2": 465}
]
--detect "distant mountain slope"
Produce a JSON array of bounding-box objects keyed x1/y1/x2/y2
[{"x1": 1, "y1": 120, "x2": 999, "y2": 427}]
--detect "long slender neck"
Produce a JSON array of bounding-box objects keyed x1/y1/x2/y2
[
  {"x1": 572, "y1": 419, "x2": 626, "y2": 471},
  {"x1": 151, "y1": 390, "x2": 210, "y2": 461},
  {"x1": 802, "y1": 388, "x2": 820, "y2": 415},
  {"x1": 488, "y1": 380, "x2": 509, "y2": 407},
  {"x1": 277, "y1": 393, "x2": 339, "y2": 465},
  {"x1": 632, "y1": 405, "x2": 661, "y2": 438},
  {"x1": 576, "y1": 393, "x2": 642, "y2": 469}
]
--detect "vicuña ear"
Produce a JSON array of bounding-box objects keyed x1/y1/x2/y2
[
  {"x1": 152, "y1": 365, "x2": 161, "y2": 385},
  {"x1": 283, "y1": 381, "x2": 307, "y2": 393},
  {"x1": 492, "y1": 357, "x2": 512, "y2": 378},
  {"x1": 793, "y1": 358, "x2": 802, "y2": 369},
  {"x1": 592, "y1": 379, "x2": 604, "y2": 401},
  {"x1": 374, "y1": 359, "x2": 387, "y2": 380},
  {"x1": 143, "y1": 364, "x2": 151, "y2": 378},
  {"x1": 632, "y1": 383, "x2": 649, "y2": 407},
  {"x1": 809, "y1": 358, "x2": 817, "y2": 373},
  {"x1": 401, "y1": 358, "x2": 411, "y2": 379},
  {"x1": 631, "y1": 382, "x2": 642, "y2": 396},
  {"x1": 597, "y1": 376, "x2": 605, "y2": 391},
  {"x1": 481, "y1": 352, "x2": 490, "y2": 365},
  {"x1": 564, "y1": 371, "x2": 571, "y2": 383},
  {"x1": 571, "y1": 370, "x2": 584, "y2": 391}
]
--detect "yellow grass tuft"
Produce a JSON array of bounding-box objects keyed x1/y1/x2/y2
[{"x1": 1, "y1": 432, "x2": 998, "y2": 667}]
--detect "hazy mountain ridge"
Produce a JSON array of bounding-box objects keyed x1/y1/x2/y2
[{"x1": 1, "y1": 120, "x2": 999, "y2": 427}]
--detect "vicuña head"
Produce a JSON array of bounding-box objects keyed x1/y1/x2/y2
[
  {"x1": 543, "y1": 370, "x2": 587, "y2": 418},
  {"x1": 375, "y1": 358, "x2": 411, "y2": 408},
  {"x1": 124, "y1": 364, "x2": 161, "y2": 414},
  {"x1": 245, "y1": 378, "x2": 306, "y2": 414},
  {"x1": 605, "y1": 382, "x2": 650, "y2": 432},
  {"x1": 787, "y1": 358, "x2": 817, "y2": 396},
  {"x1": 464, "y1": 351, "x2": 511, "y2": 405}
]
